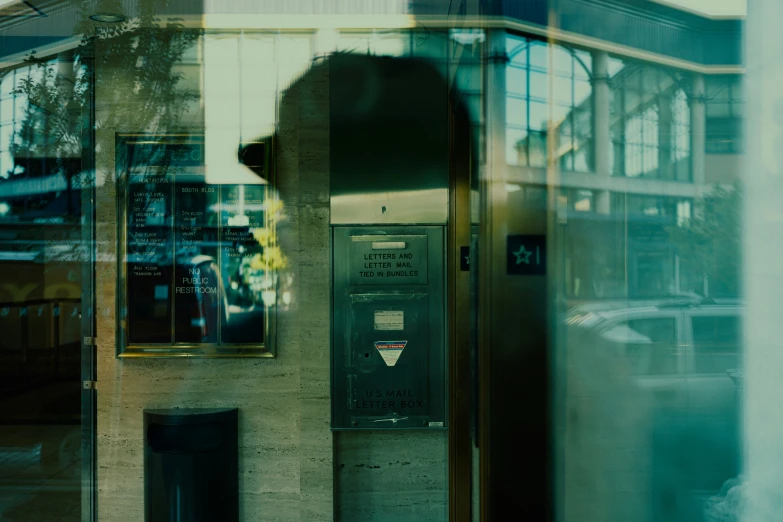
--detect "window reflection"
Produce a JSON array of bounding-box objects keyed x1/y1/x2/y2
[
  {"x1": 0, "y1": 8, "x2": 750, "y2": 519},
  {"x1": 705, "y1": 76, "x2": 743, "y2": 154},
  {"x1": 609, "y1": 60, "x2": 691, "y2": 181},
  {"x1": 506, "y1": 35, "x2": 593, "y2": 170}
]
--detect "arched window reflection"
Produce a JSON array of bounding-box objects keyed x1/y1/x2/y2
[
  {"x1": 609, "y1": 60, "x2": 691, "y2": 181},
  {"x1": 505, "y1": 34, "x2": 593, "y2": 171}
]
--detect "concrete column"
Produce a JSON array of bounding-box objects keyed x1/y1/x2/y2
[
  {"x1": 658, "y1": 93, "x2": 674, "y2": 180},
  {"x1": 690, "y1": 74, "x2": 706, "y2": 186},
  {"x1": 592, "y1": 51, "x2": 611, "y2": 214},
  {"x1": 744, "y1": 0, "x2": 783, "y2": 520}
]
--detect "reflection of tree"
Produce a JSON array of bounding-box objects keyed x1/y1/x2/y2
[
  {"x1": 11, "y1": 60, "x2": 88, "y2": 186},
  {"x1": 8, "y1": 0, "x2": 200, "y2": 263},
  {"x1": 13, "y1": 0, "x2": 200, "y2": 182},
  {"x1": 231, "y1": 196, "x2": 289, "y2": 306},
  {"x1": 250, "y1": 198, "x2": 287, "y2": 273},
  {"x1": 9, "y1": 2, "x2": 294, "y2": 313},
  {"x1": 76, "y1": 0, "x2": 201, "y2": 180},
  {"x1": 669, "y1": 183, "x2": 742, "y2": 297}
]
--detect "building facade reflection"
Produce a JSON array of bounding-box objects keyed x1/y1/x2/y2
[{"x1": 0, "y1": 1, "x2": 746, "y2": 521}]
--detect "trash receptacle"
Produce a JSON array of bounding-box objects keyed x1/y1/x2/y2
[{"x1": 144, "y1": 408, "x2": 238, "y2": 522}]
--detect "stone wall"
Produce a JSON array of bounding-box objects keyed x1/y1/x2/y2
[
  {"x1": 94, "y1": 32, "x2": 449, "y2": 522},
  {"x1": 94, "y1": 32, "x2": 332, "y2": 521},
  {"x1": 334, "y1": 431, "x2": 447, "y2": 522}
]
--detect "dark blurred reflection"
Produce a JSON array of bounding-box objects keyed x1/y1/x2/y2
[{"x1": 0, "y1": 54, "x2": 85, "y2": 521}]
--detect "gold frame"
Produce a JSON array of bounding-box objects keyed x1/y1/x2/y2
[{"x1": 115, "y1": 133, "x2": 276, "y2": 358}]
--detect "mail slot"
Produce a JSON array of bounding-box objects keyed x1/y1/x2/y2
[
  {"x1": 348, "y1": 234, "x2": 429, "y2": 286},
  {"x1": 332, "y1": 226, "x2": 446, "y2": 430}
]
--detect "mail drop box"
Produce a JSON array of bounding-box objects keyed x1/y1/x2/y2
[{"x1": 332, "y1": 226, "x2": 447, "y2": 430}]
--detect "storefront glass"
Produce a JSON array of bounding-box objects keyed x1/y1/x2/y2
[
  {"x1": 0, "y1": 1, "x2": 752, "y2": 521},
  {"x1": 0, "y1": 52, "x2": 90, "y2": 521}
]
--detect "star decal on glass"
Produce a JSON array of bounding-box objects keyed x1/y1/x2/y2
[
  {"x1": 507, "y1": 235, "x2": 546, "y2": 275},
  {"x1": 513, "y1": 245, "x2": 532, "y2": 265}
]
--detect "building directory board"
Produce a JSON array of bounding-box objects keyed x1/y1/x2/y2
[{"x1": 117, "y1": 135, "x2": 278, "y2": 356}]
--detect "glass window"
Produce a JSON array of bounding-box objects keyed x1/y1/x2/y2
[
  {"x1": 0, "y1": 97, "x2": 12, "y2": 124},
  {"x1": 0, "y1": 150, "x2": 10, "y2": 178},
  {"x1": 553, "y1": 78, "x2": 573, "y2": 105},
  {"x1": 552, "y1": 47, "x2": 574, "y2": 76},
  {"x1": 707, "y1": 102, "x2": 731, "y2": 118},
  {"x1": 529, "y1": 42, "x2": 548, "y2": 71},
  {"x1": 0, "y1": 124, "x2": 12, "y2": 151},
  {"x1": 573, "y1": 78, "x2": 591, "y2": 105},
  {"x1": 507, "y1": 66, "x2": 528, "y2": 95},
  {"x1": 573, "y1": 146, "x2": 590, "y2": 172},
  {"x1": 528, "y1": 101, "x2": 549, "y2": 131},
  {"x1": 0, "y1": 6, "x2": 754, "y2": 520},
  {"x1": 278, "y1": 35, "x2": 312, "y2": 63},
  {"x1": 505, "y1": 35, "x2": 592, "y2": 171},
  {"x1": 507, "y1": 97, "x2": 528, "y2": 127},
  {"x1": 494, "y1": 14, "x2": 746, "y2": 522},
  {"x1": 0, "y1": 70, "x2": 17, "y2": 97},
  {"x1": 507, "y1": 38, "x2": 527, "y2": 62},
  {"x1": 0, "y1": 52, "x2": 86, "y2": 521},
  {"x1": 610, "y1": 60, "x2": 690, "y2": 179},
  {"x1": 706, "y1": 75, "x2": 744, "y2": 153},
  {"x1": 574, "y1": 50, "x2": 592, "y2": 80},
  {"x1": 529, "y1": 71, "x2": 549, "y2": 101}
]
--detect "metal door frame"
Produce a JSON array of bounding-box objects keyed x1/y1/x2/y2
[
  {"x1": 80, "y1": 43, "x2": 97, "y2": 522},
  {"x1": 447, "y1": 65, "x2": 474, "y2": 521}
]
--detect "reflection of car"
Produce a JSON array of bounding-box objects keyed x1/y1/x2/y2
[{"x1": 566, "y1": 298, "x2": 742, "y2": 495}]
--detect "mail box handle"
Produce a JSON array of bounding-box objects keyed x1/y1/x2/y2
[{"x1": 372, "y1": 241, "x2": 406, "y2": 250}]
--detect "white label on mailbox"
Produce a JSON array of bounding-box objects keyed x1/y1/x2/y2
[
  {"x1": 374, "y1": 310, "x2": 404, "y2": 331},
  {"x1": 374, "y1": 341, "x2": 407, "y2": 366}
]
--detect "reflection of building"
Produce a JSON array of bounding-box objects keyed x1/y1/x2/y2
[
  {"x1": 504, "y1": 34, "x2": 743, "y2": 300},
  {"x1": 0, "y1": 1, "x2": 744, "y2": 521},
  {"x1": 1, "y1": 10, "x2": 743, "y2": 303}
]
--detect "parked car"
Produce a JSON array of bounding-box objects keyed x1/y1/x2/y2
[{"x1": 566, "y1": 298, "x2": 743, "y2": 509}]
